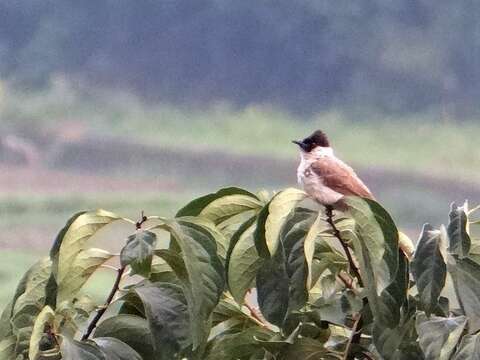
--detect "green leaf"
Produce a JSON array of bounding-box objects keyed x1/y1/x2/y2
[
  {"x1": 416, "y1": 313, "x2": 466, "y2": 360},
  {"x1": 0, "y1": 336, "x2": 16, "y2": 360},
  {"x1": 132, "y1": 282, "x2": 190, "y2": 359},
  {"x1": 255, "y1": 188, "x2": 307, "y2": 258},
  {"x1": 58, "y1": 248, "x2": 113, "y2": 301},
  {"x1": 94, "y1": 337, "x2": 142, "y2": 360},
  {"x1": 343, "y1": 197, "x2": 400, "y2": 326},
  {"x1": 94, "y1": 315, "x2": 154, "y2": 360},
  {"x1": 120, "y1": 230, "x2": 157, "y2": 277},
  {"x1": 276, "y1": 337, "x2": 340, "y2": 360},
  {"x1": 411, "y1": 224, "x2": 446, "y2": 316},
  {"x1": 154, "y1": 219, "x2": 225, "y2": 350},
  {"x1": 452, "y1": 333, "x2": 480, "y2": 360},
  {"x1": 282, "y1": 208, "x2": 317, "y2": 310},
  {"x1": 448, "y1": 256, "x2": 480, "y2": 333},
  {"x1": 373, "y1": 299, "x2": 420, "y2": 360},
  {"x1": 149, "y1": 258, "x2": 178, "y2": 284},
  {"x1": 28, "y1": 306, "x2": 55, "y2": 360},
  {"x1": 256, "y1": 243, "x2": 289, "y2": 327},
  {"x1": 51, "y1": 210, "x2": 122, "y2": 302},
  {"x1": 60, "y1": 336, "x2": 104, "y2": 359},
  {"x1": 302, "y1": 212, "x2": 324, "y2": 290},
  {"x1": 377, "y1": 248, "x2": 409, "y2": 327},
  {"x1": 211, "y1": 295, "x2": 255, "y2": 327},
  {"x1": 176, "y1": 187, "x2": 259, "y2": 218},
  {"x1": 0, "y1": 301, "x2": 13, "y2": 339},
  {"x1": 200, "y1": 195, "x2": 263, "y2": 224},
  {"x1": 174, "y1": 216, "x2": 229, "y2": 260},
  {"x1": 448, "y1": 203, "x2": 471, "y2": 258},
  {"x1": 204, "y1": 326, "x2": 272, "y2": 360},
  {"x1": 10, "y1": 257, "x2": 53, "y2": 357},
  {"x1": 226, "y1": 217, "x2": 263, "y2": 304}
]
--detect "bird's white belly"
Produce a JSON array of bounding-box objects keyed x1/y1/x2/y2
[{"x1": 297, "y1": 161, "x2": 343, "y2": 205}]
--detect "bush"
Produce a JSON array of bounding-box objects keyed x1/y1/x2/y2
[{"x1": 0, "y1": 187, "x2": 479, "y2": 359}]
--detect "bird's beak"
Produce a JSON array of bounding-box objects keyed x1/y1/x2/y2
[{"x1": 292, "y1": 140, "x2": 308, "y2": 151}]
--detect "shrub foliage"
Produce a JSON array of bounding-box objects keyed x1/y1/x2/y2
[{"x1": 1, "y1": 187, "x2": 479, "y2": 359}]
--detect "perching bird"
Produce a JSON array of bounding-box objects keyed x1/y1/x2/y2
[
  {"x1": 293, "y1": 130, "x2": 414, "y2": 257},
  {"x1": 293, "y1": 130, "x2": 374, "y2": 210}
]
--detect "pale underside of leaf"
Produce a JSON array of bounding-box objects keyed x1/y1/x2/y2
[
  {"x1": 57, "y1": 248, "x2": 112, "y2": 303},
  {"x1": 264, "y1": 188, "x2": 307, "y2": 256},
  {"x1": 56, "y1": 210, "x2": 123, "y2": 285}
]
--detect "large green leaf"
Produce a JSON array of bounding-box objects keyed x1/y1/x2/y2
[
  {"x1": 302, "y1": 212, "x2": 324, "y2": 290},
  {"x1": 174, "y1": 216, "x2": 229, "y2": 260},
  {"x1": 256, "y1": 243, "x2": 289, "y2": 327},
  {"x1": 452, "y1": 333, "x2": 480, "y2": 360},
  {"x1": 416, "y1": 313, "x2": 466, "y2": 360},
  {"x1": 0, "y1": 336, "x2": 16, "y2": 360},
  {"x1": 204, "y1": 326, "x2": 272, "y2": 360},
  {"x1": 120, "y1": 230, "x2": 157, "y2": 277},
  {"x1": 132, "y1": 282, "x2": 190, "y2": 359},
  {"x1": 50, "y1": 210, "x2": 123, "y2": 302},
  {"x1": 94, "y1": 337, "x2": 142, "y2": 360},
  {"x1": 0, "y1": 301, "x2": 13, "y2": 339},
  {"x1": 343, "y1": 197, "x2": 400, "y2": 326},
  {"x1": 373, "y1": 298, "x2": 420, "y2": 360},
  {"x1": 176, "y1": 187, "x2": 260, "y2": 218},
  {"x1": 61, "y1": 336, "x2": 140, "y2": 360},
  {"x1": 153, "y1": 219, "x2": 225, "y2": 350},
  {"x1": 281, "y1": 207, "x2": 317, "y2": 310},
  {"x1": 28, "y1": 306, "x2": 55, "y2": 360},
  {"x1": 226, "y1": 217, "x2": 263, "y2": 304},
  {"x1": 255, "y1": 188, "x2": 307, "y2": 258},
  {"x1": 276, "y1": 337, "x2": 341, "y2": 360},
  {"x1": 94, "y1": 315, "x2": 154, "y2": 360},
  {"x1": 448, "y1": 203, "x2": 471, "y2": 258},
  {"x1": 58, "y1": 248, "x2": 113, "y2": 301},
  {"x1": 9, "y1": 257, "x2": 53, "y2": 358},
  {"x1": 448, "y1": 256, "x2": 480, "y2": 333},
  {"x1": 411, "y1": 224, "x2": 446, "y2": 316},
  {"x1": 60, "y1": 336, "x2": 104, "y2": 359},
  {"x1": 200, "y1": 195, "x2": 262, "y2": 224},
  {"x1": 211, "y1": 295, "x2": 256, "y2": 328}
]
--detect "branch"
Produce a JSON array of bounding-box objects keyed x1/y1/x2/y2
[
  {"x1": 83, "y1": 211, "x2": 147, "y2": 341},
  {"x1": 325, "y1": 205, "x2": 365, "y2": 360},
  {"x1": 343, "y1": 313, "x2": 363, "y2": 360},
  {"x1": 325, "y1": 205, "x2": 363, "y2": 287},
  {"x1": 81, "y1": 266, "x2": 126, "y2": 340}
]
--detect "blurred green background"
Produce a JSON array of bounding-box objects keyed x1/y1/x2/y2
[{"x1": 1, "y1": 1, "x2": 479, "y2": 309}]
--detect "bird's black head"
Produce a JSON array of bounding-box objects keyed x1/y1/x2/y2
[{"x1": 292, "y1": 130, "x2": 330, "y2": 152}]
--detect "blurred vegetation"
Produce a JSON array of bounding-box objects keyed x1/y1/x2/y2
[
  {"x1": 1, "y1": 81, "x2": 479, "y2": 182},
  {"x1": 1, "y1": 1, "x2": 479, "y2": 116}
]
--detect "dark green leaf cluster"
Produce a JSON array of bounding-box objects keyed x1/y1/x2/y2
[{"x1": 1, "y1": 190, "x2": 480, "y2": 359}]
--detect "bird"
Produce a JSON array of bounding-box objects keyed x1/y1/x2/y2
[
  {"x1": 293, "y1": 130, "x2": 374, "y2": 210},
  {"x1": 293, "y1": 130, "x2": 414, "y2": 258}
]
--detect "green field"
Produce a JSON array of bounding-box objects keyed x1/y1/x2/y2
[{"x1": 2, "y1": 84, "x2": 480, "y2": 182}]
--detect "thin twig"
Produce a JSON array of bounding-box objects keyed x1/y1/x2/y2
[
  {"x1": 82, "y1": 211, "x2": 148, "y2": 341},
  {"x1": 343, "y1": 313, "x2": 363, "y2": 360},
  {"x1": 337, "y1": 272, "x2": 359, "y2": 296},
  {"x1": 325, "y1": 205, "x2": 365, "y2": 360},
  {"x1": 81, "y1": 266, "x2": 126, "y2": 340},
  {"x1": 325, "y1": 205, "x2": 363, "y2": 287}
]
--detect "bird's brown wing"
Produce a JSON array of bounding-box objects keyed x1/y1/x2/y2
[{"x1": 310, "y1": 157, "x2": 374, "y2": 199}]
